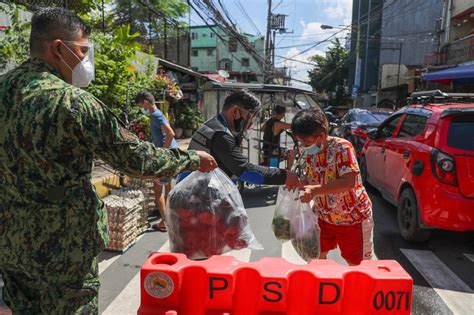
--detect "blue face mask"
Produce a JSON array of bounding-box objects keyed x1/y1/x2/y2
[{"x1": 303, "y1": 142, "x2": 322, "y2": 155}]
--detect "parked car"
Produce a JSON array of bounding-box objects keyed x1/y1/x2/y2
[
  {"x1": 324, "y1": 105, "x2": 349, "y2": 120},
  {"x1": 332, "y1": 108, "x2": 392, "y2": 157},
  {"x1": 360, "y1": 91, "x2": 474, "y2": 241}
]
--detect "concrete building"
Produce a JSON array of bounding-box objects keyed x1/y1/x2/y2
[
  {"x1": 376, "y1": 0, "x2": 444, "y2": 108},
  {"x1": 348, "y1": 0, "x2": 383, "y2": 108},
  {"x1": 439, "y1": 0, "x2": 474, "y2": 66},
  {"x1": 190, "y1": 25, "x2": 264, "y2": 83}
]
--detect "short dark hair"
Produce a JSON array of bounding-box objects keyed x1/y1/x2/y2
[
  {"x1": 222, "y1": 89, "x2": 261, "y2": 112},
  {"x1": 275, "y1": 105, "x2": 286, "y2": 115},
  {"x1": 135, "y1": 91, "x2": 155, "y2": 105},
  {"x1": 291, "y1": 108, "x2": 329, "y2": 136},
  {"x1": 30, "y1": 7, "x2": 90, "y2": 54}
]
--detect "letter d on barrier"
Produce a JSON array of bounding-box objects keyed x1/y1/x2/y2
[
  {"x1": 209, "y1": 277, "x2": 229, "y2": 299},
  {"x1": 319, "y1": 282, "x2": 341, "y2": 305}
]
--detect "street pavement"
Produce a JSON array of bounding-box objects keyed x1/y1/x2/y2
[
  {"x1": 0, "y1": 182, "x2": 472, "y2": 315},
  {"x1": 93, "y1": 185, "x2": 473, "y2": 315},
  {"x1": 1, "y1": 130, "x2": 473, "y2": 314}
]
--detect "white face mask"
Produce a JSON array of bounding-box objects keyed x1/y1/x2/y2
[
  {"x1": 141, "y1": 108, "x2": 149, "y2": 115},
  {"x1": 60, "y1": 41, "x2": 95, "y2": 88}
]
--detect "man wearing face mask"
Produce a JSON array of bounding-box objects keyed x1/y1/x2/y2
[
  {"x1": 188, "y1": 89, "x2": 300, "y2": 188},
  {"x1": 0, "y1": 8, "x2": 217, "y2": 314},
  {"x1": 135, "y1": 90, "x2": 178, "y2": 232}
]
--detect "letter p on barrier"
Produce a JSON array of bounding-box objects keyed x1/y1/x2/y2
[{"x1": 138, "y1": 253, "x2": 413, "y2": 315}]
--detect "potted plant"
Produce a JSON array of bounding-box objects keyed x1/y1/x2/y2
[
  {"x1": 173, "y1": 111, "x2": 184, "y2": 139},
  {"x1": 181, "y1": 105, "x2": 203, "y2": 138}
]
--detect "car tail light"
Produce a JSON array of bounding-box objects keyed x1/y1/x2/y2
[
  {"x1": 351, "y1": 127, "x2": 368, "y2": 139},
  {"x1": 430, "y1": 149, "x2": 457, "y2": 186}
]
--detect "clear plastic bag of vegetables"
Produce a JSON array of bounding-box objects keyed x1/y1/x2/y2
[
  {"x1": 165, "y1": 168, "x2": 262, "y2": 259},
  {"x1": 272, "y1": 187, "x2": 320, "y2": 262},
  {"x1": 271, "y1": 187, "x2": 294, "y2": 240}
]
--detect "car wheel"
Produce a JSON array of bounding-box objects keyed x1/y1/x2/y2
[
  {"x1": 360, "y1": 156, "x2": 370, "y2": 187},
  {"x1": 397, "y1": 188, "x2": 431, "y2": 242}
]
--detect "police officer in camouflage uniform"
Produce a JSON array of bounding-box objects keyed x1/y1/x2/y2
[{"x1": 0, "y1": 8, "x2": 216, "y2": 314}]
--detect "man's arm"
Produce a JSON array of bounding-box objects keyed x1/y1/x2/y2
[
  {"x1": 161, "y1": 123, "x2": 175, "y2": 148},
  {"x1": 273, "y1": 121, "x2": 291, "y2": 135},
  {"x1": 211, "y1": 132, "x2": 287, "y2": 185},
  {"x1": 70, "y1": 91, "x2": 199, "y2": 178}
]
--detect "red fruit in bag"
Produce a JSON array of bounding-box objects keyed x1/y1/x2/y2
[
  {"x1": 199, "y1": 212, "x2": 218, "y2": 225},
  {"x1": 225, "y1": 234, "x2": 248, "y2": 249},
  {"x1": 225, "y1": 226, "x2": 240, "y2": 238},
  {"x1": 178, "y1": 209, "x2": 195, "y2": 220}
]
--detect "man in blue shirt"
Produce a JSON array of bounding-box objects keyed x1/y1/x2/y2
[{"x1": 135, "y1": 91, "x2": 178, "y2": 232}]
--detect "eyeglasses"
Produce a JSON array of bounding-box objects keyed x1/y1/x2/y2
[{"x1": 240, "y1": 108, "x2": 260, "y2": 122}]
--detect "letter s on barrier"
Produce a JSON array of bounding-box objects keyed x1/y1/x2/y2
[
  {"x1": 263, "y1": 281, "x2": 283, "y2": 302},
  {"x1": 209, "y1": 277, "x2": 229, "y2": 299}
]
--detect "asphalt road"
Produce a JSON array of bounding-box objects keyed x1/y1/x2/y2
[
  {"x1": 1, "y1": 183, "x2": 472, "y2": 315},
  {"x1": 239, "y1": 184, "x2": 474, "y2": 315}
]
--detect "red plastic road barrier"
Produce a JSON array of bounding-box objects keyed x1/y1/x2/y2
[{"x1": 138, "y1": 253, "x2": 413, "y2": 315}]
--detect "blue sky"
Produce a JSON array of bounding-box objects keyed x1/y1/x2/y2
[{"x1": 190, "y1": 0, "x2": 353, "y2": 89}]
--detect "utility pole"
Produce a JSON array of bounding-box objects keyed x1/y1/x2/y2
[
  {"x1": 187, "y1": 0, "x2": 191, "y2": 67},
  {"x1": 363, "y1": 0, "x2": 372, "y2": 92},
  {"x1": 128, "y1": 0, "x2": 133, "y2": 33},
  {"x1": 397, "y1": 43, "x2": 403, "y2": 87},
  {"x1": 101, "y1": 0, "x2": 105, "y2": 33},
  {"x1": 177, "y1": 27, "x2": 180, "y2": 65},
  {"x1": 352, "y1": 0, "x2": 362, "y2": 107},
  {"x1": 148, "y1": 7, "x2": 152, "y2": 49},
  {"x1": 264, "y1": 0, "x2": 272, "y2": 83},
  {"x1": 272, "y1": 30, "x2": 276, "y2": 67},
  {"x1": 164, "y1": 20, "x2": 168, "y2": 60}
]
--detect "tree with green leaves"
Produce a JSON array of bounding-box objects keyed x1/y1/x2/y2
[
  {"x1": 87, "y1": 25, "x2": 157, "y2": 116},
  {"x1": 3, "y1": 0, "x2": 102, "y2": 15},
  {"x1": 0, "y1": 3, "x2": 31, "y2": 71},
  {"x1": 308, "y1": 39, "x2": 350, "y2": 106},
  {"x1": 113, "y1": 0, "x2": 188, "y2": 41},
  {"x1": 0, "y1": 2, "x2": 177, "y2": 125}
]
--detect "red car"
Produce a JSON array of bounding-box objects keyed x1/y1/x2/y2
[{"x1": 360, "y1": 92, "x2": 474, "y2": 241}]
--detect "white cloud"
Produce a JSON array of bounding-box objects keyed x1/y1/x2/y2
[
  {"x1": 322, "y1": 0, "x2": 353, "y2": 26},
  {"x1": 280, "y1": 0, "x2": 353, "y2": 89},
  {"x1": 282, "y1": 47, "x2": 325, "y2": 90},
  {"x1": 300, "y1": 21, "x2": 324, "y2": 38}
]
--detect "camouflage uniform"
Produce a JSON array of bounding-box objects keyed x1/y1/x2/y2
[{"x1": 0, "y1": 58, "x2": 200, "y2": 314}]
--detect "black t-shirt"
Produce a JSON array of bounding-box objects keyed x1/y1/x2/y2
[
  {"x1": 262, "y1": 118, "x2": 283, "y2": 154},
  {"x1": 210, "y1": 130, "x2": 287, "y2": 185}
]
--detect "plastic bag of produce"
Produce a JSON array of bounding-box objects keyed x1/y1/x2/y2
[
  {"x1": 290, "y1": 200, "x2": 320, "y2": 262},
  {"x1": 271, "y1": 187, "x2": 295, "y2": 240},
  {"x1": 166, "y1": 168, "x2": 262, "y2": 259},
  {"x1": 272, "y1": 187, "x2": 320, "y2": 262}
]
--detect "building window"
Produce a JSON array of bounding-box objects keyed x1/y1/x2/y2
[
  {"x1": 191, "y1": 67, "x2": 199, "y2": 71},
  {"x1": 207, "y1": 49, "x2": 214, "y2": 56},
  {"x1": 192, "y1": 50, "x2": 198, "y2": 57},
  {"x1": 228, "y1": 38, "x2": 238, "y2": 52},
  {"x1": 191, "y1": 32, "x2": 198, "y2": 40},
  {"x1": 210, "y1": 32, "x2": 215, "y2": 38},
  {"x1": 220, "y1": 59, "x2": 232, "y2": 71},
  {"x1": 241, "y1": 58, "x2": 250, "y2": 67}
]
